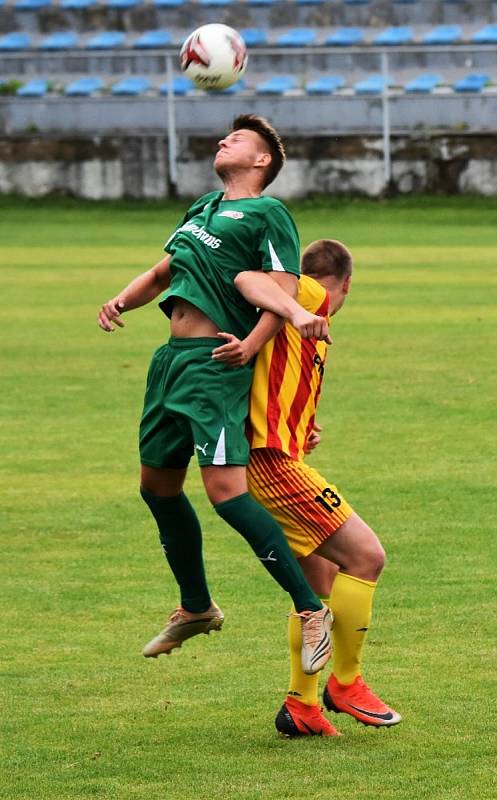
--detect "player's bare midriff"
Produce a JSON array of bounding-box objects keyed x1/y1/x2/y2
[{"x1": 170, "y1": 298, "x2": 220, "y2": 338}]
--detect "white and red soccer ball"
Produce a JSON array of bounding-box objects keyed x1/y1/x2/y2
[{"x1": 180, "y1": 24, "x2": 248, "y2": 90}]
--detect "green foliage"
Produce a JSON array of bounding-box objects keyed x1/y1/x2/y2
[
  {"x1": 1, "y1": 197, "x2": 497, "y2": 800},
  {"x1": 0, "y1": 78, "x2": 23, "y2": 95}
]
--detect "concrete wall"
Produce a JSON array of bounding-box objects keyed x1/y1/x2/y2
[{"x1": 2, "y1": 131, "x2": 497, "y2": 198}]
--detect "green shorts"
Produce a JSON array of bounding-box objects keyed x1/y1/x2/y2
[{"x1": 139, "y1": 337, "x2": 253, "y2": 468}]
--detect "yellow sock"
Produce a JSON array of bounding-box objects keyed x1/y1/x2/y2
[
  {"x1": 286, "y1": 604, "x2": 321, "y2": 706},
  {"x1": 328, "y1": 572, "x2": 377, "y2": 685}
]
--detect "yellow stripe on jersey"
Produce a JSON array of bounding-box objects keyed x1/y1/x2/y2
[{"x1": 247, "y1": 275, "x2": 329, "y2": 461}]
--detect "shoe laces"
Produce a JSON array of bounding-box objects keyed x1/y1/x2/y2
[
  {"x1": 343, "y1": 677, "x2": 387, "y2": 711},
  {"x1": 294, "y1": 610, "x2": 324, "y2": 648},
  {"x1": 168, "y1": 606, "x2": 188, "y2": 624}
]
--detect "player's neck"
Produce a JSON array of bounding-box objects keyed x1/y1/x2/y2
[{"x1": 221, "y1": 175, "x2": 262, "y2": 200}]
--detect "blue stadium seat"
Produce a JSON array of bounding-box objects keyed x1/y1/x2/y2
[
  {"x1": 373, "y1": 26, "x2": 413, "y2": 46},
  {"x1": 240, "y1": 29, "x2": 267, "y2": 47},
  {"x1": 255, "y1": 76, "x2": 298, "y2": 94},
  {"x1": 0, "y1": 32, "x2": 32, "y2": 50},
  {"x1": 344, "y1": 0, "x2": 369, "y2": 5},
  {"x1": 354, "y1": 74, "x2": 391, "y2": 94},
  {"x1": 16, "y1": 79, "x2": 48, "y2": 96},
  {"x1": 111, "y1": 76, "x2": 150, "y2": 95},
  {"x1": 159, "y1": 76, "x2": 194, "y2": 95},
  {"x1": 39, "y1": 32, "x2": 79, "y2": 50},
  {"x1": 296, "y1": 0, "x2": 325, "y2": 5},
  {"x1": 325, "y1": 28, "x2": 364, "y2": 47},
  {"x1": 471, "y1": 25, "x2": 497, "y2": 45},
  {"x1": 133, "y1": 30, "x2": 172, "y2": 48},
  {"x1": 60, "y1": 0, "x2": 96, "y2": 7},
  {"x1": 276, "y1": 29, "x2": 316, "y2": 47},
  {"x1": 199, "y1": 0, "x2": 232, "y2": 6},
  {"x1": 422, "y1": 26, "x2": 461, "y2": 45},
  {"x1": 15, "y1": 0, "x2": 51, "y2": 8},
  {"x1": 154, "y1": 0, "x2": 184, "y2": 6},
  {"x1": 65, "y1": 76, "x2": 103, "y2": 96},
  {"x1": 393, "y1": 0, "x2": 418, "y2": 4},
  {"x1": 305, "y1": 75, "x2": 345, "y2": 94},
  {"x1": 404, "y1": 73, "x2": 442, "y2": 93},
  {"x1": 86, "y1": 32, "x2": 126, "y2": 50},
  {"x1": 106, "y1": 0, "x2": 142, "y2": 6},
  {"x1": 246, "y1": 0, "x2": 277, "y2": 6},
  {"x1": 453, "y1": 74, "x2": 490, "y2": 93}
]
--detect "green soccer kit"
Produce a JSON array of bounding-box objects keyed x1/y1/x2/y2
[
  {"x1": 159, "y1": 191, "x2": 300, "y2": 340},
  {"x1": 139, "y1": 191, "x2": 301, "y2": 468}
]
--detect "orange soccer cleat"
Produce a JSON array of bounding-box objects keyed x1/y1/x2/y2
[
  {"x1": 323, "y1": 674, "x2": 402, "y2": 727},
  {"x1": 275, "y1": 696, "x2": 341, "y2": 738}
]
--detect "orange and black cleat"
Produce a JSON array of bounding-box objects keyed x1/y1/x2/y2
[
  {"x1": 323, "y1": 675, "x2": 402, "y2": 728},
  {"x1": 275, "y1": 696, "x2": 341, "y2": 738}
]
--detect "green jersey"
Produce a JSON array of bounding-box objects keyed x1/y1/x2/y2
[{"x1": 159, "y1": 191, "x2": 300, "y2": 340}]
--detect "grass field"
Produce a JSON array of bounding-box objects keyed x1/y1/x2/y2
[{"x1": 1, "y1": 195, "x2": 497, "y2": 800}]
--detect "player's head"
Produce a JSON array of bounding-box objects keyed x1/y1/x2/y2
[
  {"x1": 301, "y1": 239, "x2": 353, "y2": 316},
  {"x1": 214, "y1": 114, "x2": 285, "y2": 190}
]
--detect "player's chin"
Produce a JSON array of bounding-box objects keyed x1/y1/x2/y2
[{"x1": 214, "y1": 158, "x2": 230, "y2": 179}]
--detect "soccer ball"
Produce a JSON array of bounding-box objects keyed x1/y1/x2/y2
[{"x1": 179, "y1": 24, "x2": 248, "y2": 91}]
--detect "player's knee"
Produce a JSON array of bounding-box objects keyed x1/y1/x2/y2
[
  {"x1": 368, "y1": 540, "x2": 386, "y2": 580},
  {"x1": 353, "y1": 534, "x2": 385, "y2": 581}
]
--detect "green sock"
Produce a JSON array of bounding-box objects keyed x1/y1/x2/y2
[
  {"x1": 214, "y1": 492, "x2": 321, "y2": 613},
  {"x1": 141, "y1": 489, "x2": 211, "y2": 613}
]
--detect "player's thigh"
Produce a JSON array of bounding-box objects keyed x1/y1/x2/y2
[
  {"x1": 189, "y1": 361, "x2": 253, "y2": 469},
  {"x1": 298, "y1": 553, "x2": 338, "y2": 597},
  {"x1": 315, "y1": 512, "x2": 385, "y2": 580},
  {"x1": 139, "y1": 343, "x2": 194, "y2": 469},
  {"x1": 247, "y1": 449, "x2": 353, "y2": 559}
]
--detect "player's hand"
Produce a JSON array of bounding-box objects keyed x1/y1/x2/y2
[
  {"x1": 290, "y1": 308, "x2": 332, "y2": 344},
  {"x1": 98, "y1": 298, "x2": 125, "y2": 332},
  {"x1": 304, "y1": 422, "x2": 323, "y2": 454},
  {"x1": 211, "y1": 333, "x2": 253, "y2": 367}
]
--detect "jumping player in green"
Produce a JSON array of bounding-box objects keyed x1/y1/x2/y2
[{"x1": 98, "y1": 115, "x2": 332, "y2": 675}]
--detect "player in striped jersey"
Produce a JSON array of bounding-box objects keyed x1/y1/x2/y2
[{"x1": 218, "y1": 239, "x2": 401, "y2": 736}]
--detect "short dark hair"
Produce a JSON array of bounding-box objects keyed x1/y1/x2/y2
[
  {"x1": 301, "y1": 239, "x2": 353, "y2": 280},
  {"x1": 231, "y1": 114, "x2": 286, "y2": 189}
]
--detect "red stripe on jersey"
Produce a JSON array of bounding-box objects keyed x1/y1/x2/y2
[
  {"x1": 286, "y1": 337, "x2": 317, "y2": 459},
  {"x1": 264, "y1": 327, "x2": 289, "y2": 450},
  {"x1": 303, "y1": 351, "x2": 326, "y2": 445},
  {"x1": 316, "y1": 292, "x2": 330, "y2": 317}
]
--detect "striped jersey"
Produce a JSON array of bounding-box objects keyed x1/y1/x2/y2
[{"x1": 247, "y1": 275, "x2": 330, "y2": 461}]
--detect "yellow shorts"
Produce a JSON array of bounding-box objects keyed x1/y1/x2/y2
[{"x1": 247, "y1": 448, "x2": 353, "y2": 559}]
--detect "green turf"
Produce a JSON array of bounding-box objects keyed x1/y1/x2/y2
[{"x1": 1, "y1": 195, "x2": 496, "y2": 800}]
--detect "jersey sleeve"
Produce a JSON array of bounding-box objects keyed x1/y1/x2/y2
[{"x1": 257, "y1": 204, "x2": 301, "y2": 276}]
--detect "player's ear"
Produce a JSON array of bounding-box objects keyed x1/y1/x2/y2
[
  {"x1": 255, "y1": 151, "x2": 271, "y2": 169},
  {"x1": 343, "y1": 275, "x2": 352, "y2": 295}
]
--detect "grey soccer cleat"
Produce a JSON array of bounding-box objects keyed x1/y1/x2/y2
[
  {"x1": 298, "y1": 604, "x2": 333, "y2": 675},
  {"x1": 143, "y1": 602, "x2": 225, "y2": 658}
]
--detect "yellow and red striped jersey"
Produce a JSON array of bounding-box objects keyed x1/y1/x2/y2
[{"x1": 246, "y1": 274, "x2": 330, "y2": 462}]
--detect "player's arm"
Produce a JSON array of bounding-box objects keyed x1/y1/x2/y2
[
  {"x1": 234, "y1": 270, "x2": 331, "y2": 342},
  {"x1": 98, "y1": 255, "x2": 172, "y2": 332},
  {"x1": 212, "y1": 310, "x2": 283, "y2": 366}
]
